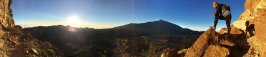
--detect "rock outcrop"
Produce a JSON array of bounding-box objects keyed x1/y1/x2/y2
[
  {"x1": 0, "y1": 0, "x2": 14, "y2": 29},
  {"x1": 234, "y1": 0, "x2": 266, "y2": 56},
  {"x1": 251, "y1": 1, "x2": 266, "y2": 57},
  {"x1": 184, "y1": 29, "x2": 219, "y2": 57},
  {"x1": 183, "y1": 26, "x2": 250, "y2": 57},
  {"x1": 0, "y1": 0, "x2": 63, "y2": 56}
]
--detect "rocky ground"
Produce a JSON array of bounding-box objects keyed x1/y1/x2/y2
[{"x1": 0, "y1": 27, "x2": 63, "y2": 57}]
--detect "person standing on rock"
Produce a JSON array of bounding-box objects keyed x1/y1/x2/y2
[{"x1": 212, "y1": 2, "x2": 232, "y2": 35}]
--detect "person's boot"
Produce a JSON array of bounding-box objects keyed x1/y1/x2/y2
[
  {"x1": 209, "y1": 26, "x2": 216, "y2": 30},
  {"x1": 224, "y1": 33, "x2": 230, "y2": 38}
]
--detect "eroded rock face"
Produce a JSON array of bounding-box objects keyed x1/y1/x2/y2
[
  {"x1": 241, "y1": 0, "x2": 266, "y2": 56},
  {"x1": 244, "y1": 36, "x2": 261, "y2": 57},
  {"x1": 230, "y1": 0, "x2": 266, "y2": 56},
  {"x1": 253, "y1": 1, "x2": 266, "y2": 57},
  {"x1": 0, "y1": 0, "x2": 15, "y2": 29},
  {"x1": 244, "y1": 0, "x2": 263, "y2": 13}
]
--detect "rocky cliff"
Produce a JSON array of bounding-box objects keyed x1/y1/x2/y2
[
  {"x1": 0, "y1": 0, "x2": 62, "y2": 56},
  {"x1": 0, "y1": 0, "x2": 14, "y2": 29},
  {"x1": 247, "y1": 0, "x2": 266, "y2": 56},
  {"x1": 234, "y1": 0, "x2": 266, "y2": 57}
]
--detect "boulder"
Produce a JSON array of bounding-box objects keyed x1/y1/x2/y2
[
  {"x1": 185, "y1": 29, "x2": 219, "y2": 57},
  {"x1": 203, "y1": 45, "x2": 230, "y2": 57},
  {"x1": 161, "y1": 48, "x2": 178, "y2": 57}
]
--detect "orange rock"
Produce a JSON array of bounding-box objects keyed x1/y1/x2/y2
[
  {"x1": 0, "y1": 0, "x2": 15, "y2": 29},
  {"x1": 254, "y1": 7, "x2": 266, "y2": 57},
  {"x1": 185, "y1": 29, "x2": 219, "y2": 57},
  {"x1": 0, "y1": 39, "x2": 4, "y2": 49},
  {"x1": 161, "y1": 48, "x2": 178, "y2": 57},
  {"x1": 203, "y1": 45, "x2": 229, "y2": 57}
]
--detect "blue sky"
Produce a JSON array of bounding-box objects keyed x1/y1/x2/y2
[{"x1": 12, "y1": 0, "x2": 245, "y2": 31}]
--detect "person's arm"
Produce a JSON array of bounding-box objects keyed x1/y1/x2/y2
[{"x1": 214, "y1": 4, "x2": 222, "y2": 16}]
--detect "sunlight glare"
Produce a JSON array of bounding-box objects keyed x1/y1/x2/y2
[{"x1": 66, "y1": 15, "x2": 82, "y2": 27}]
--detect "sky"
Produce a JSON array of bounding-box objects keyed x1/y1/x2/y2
[{"x1": 12, "y1": 0, "x2": 245, "y2": 31}]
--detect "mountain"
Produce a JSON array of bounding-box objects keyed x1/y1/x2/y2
[
  {"x1": 22, "y1": 20, "x2": 202, "y2": 57},
  {"x1": 113, "y1": 19, "x2": 201, "y2": 35}
]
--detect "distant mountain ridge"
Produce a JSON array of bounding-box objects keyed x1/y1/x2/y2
[
  {"x1": 22, "y1": 19, "x2": 202, "y2": 56},
  {"x1": 113, "y1": 19, "x2": 201, "y2": 35}
]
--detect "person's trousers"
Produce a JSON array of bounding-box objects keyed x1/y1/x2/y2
[{"x1": 214, "y1": 14, "x2": 232, "y2": 33}]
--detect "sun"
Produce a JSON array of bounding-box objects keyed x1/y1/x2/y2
[{"x1": 66, "y1": 15, "x2": 82, "y2": 27}]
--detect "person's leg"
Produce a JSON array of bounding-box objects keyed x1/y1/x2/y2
[
  {"x1": 214, "y1": 17, "x2": 218, "y2": 29},
  {"x1": 226, "y1": 15, "x2": 231, "y2": 34},
  {"x1": 214, "y1": 15, "x2": 224, "y2": 29}
]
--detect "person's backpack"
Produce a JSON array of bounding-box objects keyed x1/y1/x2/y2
[
  {"x1": 221, "y1": 4, "x2": 231, "y2": 17},
  {"x1": 223, "y1": 4, "x2": 231, "y2": 11}
]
